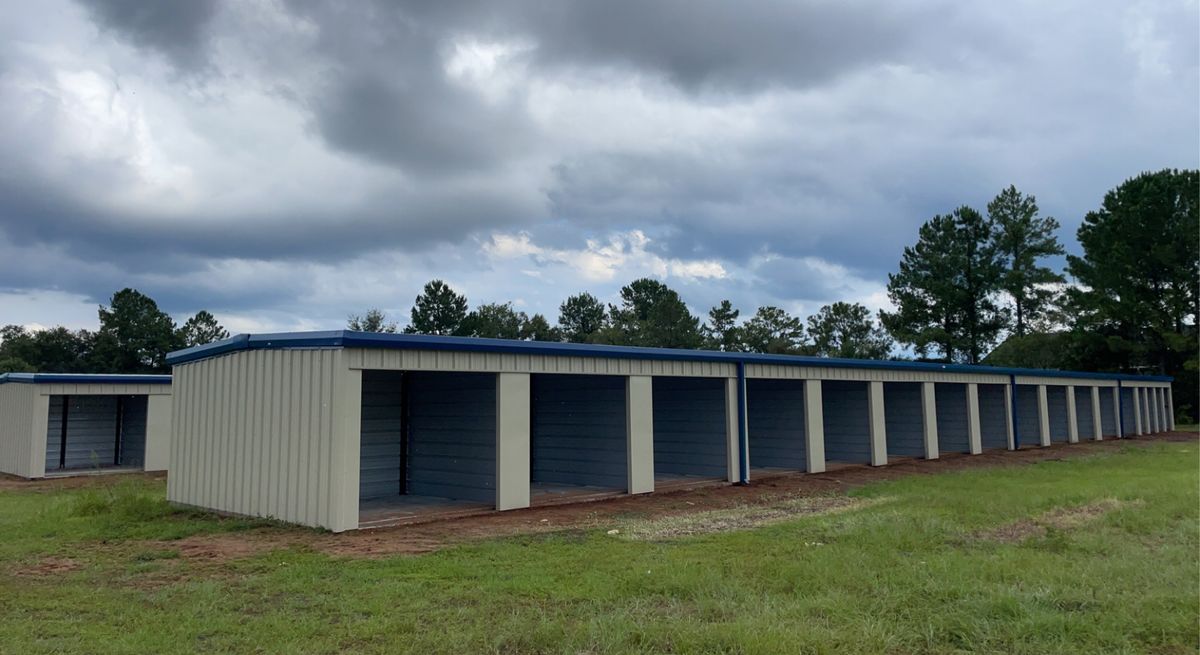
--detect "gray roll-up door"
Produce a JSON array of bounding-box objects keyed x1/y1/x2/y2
[
  {"x1": 1046, "y1": 386, "x2": 1070, "y2": 443},
  {"x1": 45, "y1": 395, "x2": 119, "y2": 470},
  {"x1": 118, "y1": 396, "x2": 148, "y2": 467},
  {"x1": 1120, "y1": 388, "x2": 1136, "y2": 434},
  {"x1": 1014, "y1": 386, "x2": 1040, "y2": 447},
  {"x1": 884, "y1": 382, "x2": 924, "y2": 457},
  {"x1": 822, "y1": 380, "x2": 870, "y2": 463},
  {"x1": 935, "y1": 383, "x2": 970, "y2": 453},
  {"x1": 531, "y1": 374, "x2": 626, "y2": 489},
  {"x1": 1074, "y1": 387, "x2": 1094, "y2": 439},
  {"x1": 746, "y1": 379, "x2": 806, "y2": 470},
  {"x1": 652, "y1": 377, "x2": 727, "y2": 478},
  {"x1": 978, "y1": 384, "x2": 1008, "y2": 450},
  {"x1": 407, "y1": 372, "x2": 497, "y2": 503},
  {"x1": 1099, "y1": 388, "x2": 1118, "y2": 436},
  {"x1": 359, "y1": 371, "x2": 404, "y2": 501}
]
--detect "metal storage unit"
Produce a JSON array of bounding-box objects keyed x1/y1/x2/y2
[
  {"x1": 0, "y1": 373, "x2": 171, "y2": 479},
  {"x1": 1074, "y1": 387, "x2": 1095, "y2": 439},
  {"x1": 883, "y1": 382, "x2": 924, "y2": 457},
  {"x1": 1046, "y1": 386, "x2": 1070, "y2": 443},
  {"x1": 745, "y1": 379, "x2": 807, "y2": 470},
  {"x1": 1099, "y1": 387, "x2": 1119, "y2": 436},
  {"x1": 652, "y1": 377, "x2": 727, "y2": 479},
  {"x1": 1120, "y1": 388, "x2": 1136, "y2": 434},
  {"x1": 1014, "y1": 385, "x2": 1041, "y2": 447},
  {"x1": 822, "y1": 380, "x2": 871, "y2": 463},
  {"x1": 531, "y1": 374, "x2": 627, "y2": 490},
  {"x1": 934, "y1": 383, "x2": 970, "y2": 453},
  {"x1": 977, "y1": 384, "x2": 1009, "y2": 450}
]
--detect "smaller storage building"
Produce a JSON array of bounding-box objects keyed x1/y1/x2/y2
[{"x1": 0, "y1": 373, "x2": 172, "y2": 479}]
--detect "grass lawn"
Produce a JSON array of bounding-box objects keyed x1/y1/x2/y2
[{"x1": 1, "y1": 441, "x2": 1197, "y2": 654}]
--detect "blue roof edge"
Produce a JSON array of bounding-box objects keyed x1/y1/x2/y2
[
  {"x1": 0, "y1": 373, "x2": 172, "y2": 385},
  {"x1": 164, "y1": 330, "x2": 1175, "y2": 383}
]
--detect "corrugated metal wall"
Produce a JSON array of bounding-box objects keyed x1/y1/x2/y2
[
  {"x1": 531, "y1": 374, "x2": 626, "y2": 489},
  {"x1": 1120, "y1": 388, "x2": 1136, "y2": 433},
  {"x1": 349, "y1": 348, "x2": 735, "y2": 378},
  {"x1": 46, "y1": 396, "x2": 119, "y2": 470},
  {"x1": 1074, "y1": 387, "x2": 1095, "y2": 439},
  {"x1": 407, "y1": 372, "x2": 497, "y2": 503},
  {"x1": 652, "y1": 377, "x2": 727, "y2": 479},
  {"x1": 1046, "y1": 386, "x2": 1070, "y2": 443},
  {"x1": 934, "y1": 383, "x2": 970, "y2": 453},
  {"x1": 359, "y1": 370, "x2": 403, "y2": 501},
  {"x1": 1014, "y1": 385, "x2": 1040, "y2": 446},
  {"x1": 746, "y1": 379, "x2": 807, "y2": 470},
  {"x1": 119, "y1": 396, "x2": 148, "y2": 467},
  {"x1": 977, "y1": 384, "x2": 1008, "y2": 450},
  {"x1": 822, "y1": 380, "x2": 871, "y2": 463},
  {"x1": 168, "y1": 349, "x2": 350, "y2": 530},
  {"x1": 0, "y1": 384, "x2": 37, "y2": 477},
  {"x1": 1099, "y1": 387, "x2": 1118, "y2": 436},
  {"x1": 883, "y1": 382, "x2": 924, "y2": 457}
]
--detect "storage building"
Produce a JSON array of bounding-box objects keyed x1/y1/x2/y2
[
  {"x1": 0, "y1": 373, "x2": 173, "y2": 478},
  {"x1": 165, "y1": 332, "x2": 1175, "y2": 532}
]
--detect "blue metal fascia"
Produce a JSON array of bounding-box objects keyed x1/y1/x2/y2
[
  {"x1": 163, "y1": 330, "x2": 1175, "y2": 383},
  {"x1": 0, "y1": 373, "x2": 171, "y2": 385}
]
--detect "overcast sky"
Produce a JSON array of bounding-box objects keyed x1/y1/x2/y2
[{"x1": 0, "y1": 0, "x2": 1196, "y2": 334}]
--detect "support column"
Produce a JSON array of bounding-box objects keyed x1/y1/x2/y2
[
  {"x1": 1065, "y1": 385, "x2": 1079, "y2": 444},
  {"x1": 1145, "y1": 388, "x2": 1155, "y2": 433},
  {"x1": 921, "y1": 382, "x2": 939, "y2": 460},
  {"x1": 724, "y1": 378, "x2": 740, "y2": 483},
  {"x1": 1037, "y1": 385, "x2": 1051, "y2": 447},
  {"x1": 328, "y1": 358, "x2": 362, "y2": 533},
  {"x1": 1167, "y1": 387, "x2": 1176, "y2": 431},
  {"x1": 1090, "y1": 386, "x2": 1103, "y2": 441},
  {"x1": 496, "y1": 372, "x2": 532, "y2": 510},
  {"x1": 966, "y1": 383, "x2": 982, "y2": 455},
  {"x1": 144, "y1": 394, "x2": 173, "y2": 472},
  {"x1": 625, "y1": 375, "x2": 654, "y2": 495},
  {"x1": 1113, "y1": 387, "x2": 1123, "y2": 438},
  {"x1": 804, "y1": 379, "x2": 826, "y2": 474},
  {"x1": 1132, "y1": 387, "x2": 1143, "y2": 435},
  {"x1": 29, "y1": 392, "x2": 50, "y2": 478},
  {"x1": 1003, "y1": 384, "x2": 1015, "y2": 450},
  {"x1": 1143, "y1": 388, "x2": 1153, "y2": 433},
  {"x1": 868, "y1": 381, "x2": 887, "y2": 466},
  {"x1": 1153, "y1": 388, "x2": 1164, "y2": 433}
]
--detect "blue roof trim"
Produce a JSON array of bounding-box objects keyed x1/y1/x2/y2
[
  {"x1": 164, "y1": 330, "x2": 1174, "y2": 383},
  {"x1": 0, "y1": 373, "x2": 172, "y2": 385}
]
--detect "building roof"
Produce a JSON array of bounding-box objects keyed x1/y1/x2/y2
[
  {"x1": 164, "y1": 331, "x2": 1173, "y2": 382},
  {"x1": 0, "y1": 373, "x2": 172, "y2": 385}
]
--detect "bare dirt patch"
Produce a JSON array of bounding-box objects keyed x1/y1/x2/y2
[
  {"x1": 11, "y1": 556, "x2": 83, "y2": 578},
  {"x1": 614, "y1": 494, "x2": 882, "y2": 541},
  {"x1": 977, "y1": 497, "x2": 1143, "y2": 543},
  {"x1": 0, "y1": 471, "x2": 166, "y2": 492}
]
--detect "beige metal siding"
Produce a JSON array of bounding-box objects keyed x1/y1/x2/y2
[
  {"x1": 169, "y1": 348, "x2": 356, "y2": 531},
  {"x1": 34, "y1": 383, "x2": 171, "y2": 396},
  {"x1": 745, "y1": 364, "x2": 1009, "y2": 384},
  {"x1": 345, "y1": 348, "x2": 736, "y2": 378},
  {"x1": 0, "y1": 384, "x2": 39, "y2": 477}
]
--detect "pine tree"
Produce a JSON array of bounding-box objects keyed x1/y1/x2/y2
[
  {"x1": 406, "y1": 280, "x2": 469, "y2": 336},
  {"x1": 988, "y1": 185, "x2": 1064, "y2": 336}
]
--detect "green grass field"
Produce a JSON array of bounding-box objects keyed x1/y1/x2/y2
[{"x1": 1, "y1": 441, "x2": 1197, "y2": 654}]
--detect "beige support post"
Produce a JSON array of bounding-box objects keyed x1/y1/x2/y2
[
  {"x1": 1144, "y1": 388, "x2": 1153, "y2": 433},
  {"x1": 1037, "y1": 385, "x2": 1051, "y2": 446},
  {"x1": 868, "y1": 381, "x2": 887, "y2": 466},
  {"x1": 144, "y1": 394, "x2": 173, "y2": 472},
  {"x1": 1003, "y1": 384, "x2": 1015, "y2": 450},
  {"x1": 1153, "y1": 388, "x2": 1163, "y2": 433},
  {"x1": 725, "y1": 378, "x2": 740, "y2": 483},
  {"x1": 921, "y1": 382, "x2": 939, "y2": 460},
  {"x1": 496, "y1": 373, "x2": 532, "y2": 510},
  {"x1": 1132, "y1": 387, "x2": 1143, "y2": 435},
  {"x1": 1065, "y1": 385, "x2": 1079, "y2": 444},
  {"x1": 29, "y1": 392, "x2": 50, "y2": 478},
  {"x1": 804, "y1": 379, "x2": 826, "y2": 473},
  {"x1": 625, "y1": 375, "x2": 655, "y2": 495},
  {"x1": 1167, "y1": 387, "x2": 1175, "y2": 431},
  {"x1": 1112, "y1": 388, "x2": 1122, "y2": 438},
  {"x1": 966, "y1": 383, "x2": 983, "y2": 455},
  {"x1": 1090, "y1": 386, "x2": 1103, "y2": 441},
  {"x1": 329, "y1": 360, "x2": 363, "y2": 533}
]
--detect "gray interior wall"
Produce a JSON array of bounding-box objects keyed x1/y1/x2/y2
[
  {"x1": 652, "y1": 377, "x2": 727, "y2": 478},
  {"x1": 1014, "y1": 386, "x2": 1040, "y2": 447},
  {"x1": 118, "y1": 396, "x2": 148, "y2": 467},
  {"x1": 1046, "y1": 386, "x2": 1070, "y2": 443},
  {"x1": 884, "y1": 382, "x2": 924, "y2": 457},
  {"x1": 746, "y1": 379, "x2": 806, "y2": 470},
  {"x1": 359, "y1": 371, "x2": 404, "y2": 501},
  {"x1": 1120, "y1": 388, "x2": 1135, "y2": 433},
  {"x1": 935, "y1": 383, "x2": 970, "y2": 453},
  {"x1": 532, "y1": 374, "x2": 626, "y2": 489},
  {"x1": 1074, "y1": 387, "x2": 1094, "y2": 439},
  {"x1": 977, "y1": 384, "x2": 1008, "y2": 450},
  {"x1": 45, "y1": 395, "x2": 119, "y2": 470},
  {"x1": 407, "y1": 372, "x2": 497, "y2": 503},
  {"x1": 822, "y1": 380, "x2": 870, "y2": 463},
  {"x1": 1099, "y1": 387, "x2": 1118, "y2": 436}
]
